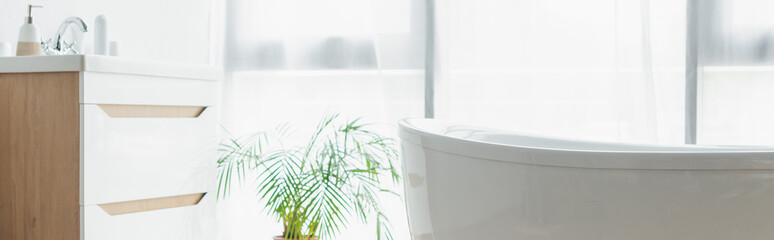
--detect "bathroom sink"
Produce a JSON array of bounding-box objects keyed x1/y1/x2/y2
[{"x1": 0, "y1": 55, "x2": 221, "y2": 80}]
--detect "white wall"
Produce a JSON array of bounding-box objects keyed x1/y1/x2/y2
[{"x1": 0, "y1": 0, "x2": 213, "y2": 64}]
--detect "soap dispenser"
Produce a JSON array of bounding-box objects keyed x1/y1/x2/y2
[{"x1": 16, "y1": 4, "x2": 43, "y2": 56}]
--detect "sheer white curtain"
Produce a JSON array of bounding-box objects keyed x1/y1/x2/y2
[
  {"x1": 217, "y1": 0, "x2": 422, "y2": 240},
  {"x1": 222, "y1": 0, "x2": 425, "y2": 133},
  {"x1": 214, "y1": 0, "x2": 774, "y2": 238},
  {"x1": 433, "y1": 0, "x2": 686, "y2": 144},
  {"x1": 696, "y1": 0, "x2": 774, "y2": 145}
]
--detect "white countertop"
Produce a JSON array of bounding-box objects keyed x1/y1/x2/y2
[{"x1": 0, "y1": 55, "x2": 222, "y2": 81}]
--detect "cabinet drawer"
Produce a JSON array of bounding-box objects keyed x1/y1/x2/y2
[
  {"x1": 82, "y1": 104, "x2": 216, "y2": 205},
  {"x1": 80, "y1": 71, "x2": 219, "y2": 106},
  {"x1": 82, "y1": 193, "x2": 216, "y2": 240}
]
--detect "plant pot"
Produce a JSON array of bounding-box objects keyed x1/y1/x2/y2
[{"x1": 272, "y1": 236, "x2": 318, "y2": 240}]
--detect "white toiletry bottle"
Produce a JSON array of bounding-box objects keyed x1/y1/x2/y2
[
  {"x1": 93, "y1": 15, "x2": 108, "y2": 55},
  {"x1": 109, "y1": 41, "x2": 119, "y2": 56},
  {"x1": 16, "y1": 5, "x2": 43, "y2": 56}
]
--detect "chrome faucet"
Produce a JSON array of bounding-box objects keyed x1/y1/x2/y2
[{"x1": 43, "y1": 17, "x2": 88, "y2": 55}]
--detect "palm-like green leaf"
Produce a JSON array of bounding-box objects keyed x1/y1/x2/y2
[{"x1": 217, "y1": 114, "x2": 401, "y2": 240}]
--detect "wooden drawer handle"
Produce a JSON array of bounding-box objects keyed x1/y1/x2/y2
[
  {"x1": 98, "y1": 104, "x2": 206, "y2": 118},
  {"x1": 98, "y1": 193, "x2": 206, "y2": 215}
]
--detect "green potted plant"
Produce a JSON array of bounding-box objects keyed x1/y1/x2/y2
[{"x1": 216, "y1": 114, "x2": 401, "y2": 240}]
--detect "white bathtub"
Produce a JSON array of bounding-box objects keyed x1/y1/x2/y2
[{"x1": 398, "y1": 118, "x2": 774, "y2": 240}]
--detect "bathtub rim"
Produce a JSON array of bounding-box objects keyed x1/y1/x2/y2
[{"x1": 398, "y1": 118, "x2": 774, "y2": 170}]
